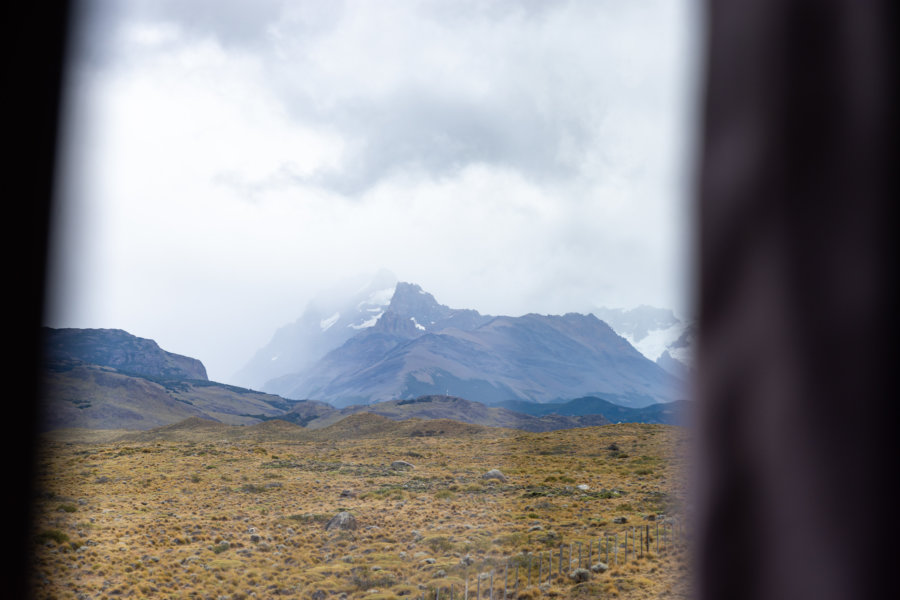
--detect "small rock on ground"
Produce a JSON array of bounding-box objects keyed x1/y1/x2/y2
[
  {"x1": 325, "y1": 511, "x2": 358, "y2": 532},
  {"x1": 482, "y1": 469, "x2": 507, "y2": 482},
  {"x1": 569, "y1": 568, "x2": 591, "y2": 583}
]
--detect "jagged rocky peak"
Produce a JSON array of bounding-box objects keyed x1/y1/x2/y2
[
  {"x1": 388, "y1": 283, "x2": 449, "y2": 316},
  {"x1": 371, "y1": 310, "x2": 429, "y2": 337},
  {"x1": 384, "y1": 282, "x2": 453, "y2": 329}
]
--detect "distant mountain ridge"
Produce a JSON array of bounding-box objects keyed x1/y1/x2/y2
[
  {"x1": 282, "y1": 394, "x2": 612, "y2": 432},
  {"x1": 261, "y1": 282, "x2": 684, "y2": 407},
  {"x1": 491, "y1": 396, "x2": 687, "y2": 425}
]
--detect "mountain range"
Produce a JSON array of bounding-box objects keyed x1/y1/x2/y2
[
  {"x1": 248, "y1": 280, "x2": 684, "y2": 408},
  {"x1": 39, "y1": 327, "x2": 685, "y2": 432}
]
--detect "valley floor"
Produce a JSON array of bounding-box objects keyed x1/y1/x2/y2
[{"x1": 29, "y1": 422, "x2": 691, "y2": 599}]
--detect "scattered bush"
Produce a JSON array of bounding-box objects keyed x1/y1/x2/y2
[
  {"x1": 212, "y1": 542, "x2": 230, "y2": 554},
  {"x1": 35, "y1": 529, "x2": 69, "y2": 545},
  {"x1": 240, "y1": 484, "x2": 268, "y2": 493},
  {"x1": 425, "y1": 536, "x2": 454, "y2": 554}
]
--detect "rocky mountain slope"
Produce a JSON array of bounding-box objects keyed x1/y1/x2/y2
[
  {"x1": 43, "y1": 327, "x2": 208, "y2": 380},
  {"x1": 40, "y1": 328, "x2": 294, "y2": 431}
]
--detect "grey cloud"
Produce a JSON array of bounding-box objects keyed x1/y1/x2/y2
[
  {"x1": 134, "y1": 0, "x2": 287, "y2": 47},
  {"x1": 72, "y1": 0, "x2": 653, "y2": 197},
  {"x1": 69, "y1": 0, "x2": 287, "y2": 69},
  {"x1": 306, "y1": 86, "x2": 593, "y2": 195}
]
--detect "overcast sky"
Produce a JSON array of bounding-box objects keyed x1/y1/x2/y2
[{"x1": 46, "y1": 0, "x2": 702, "y2": 383}]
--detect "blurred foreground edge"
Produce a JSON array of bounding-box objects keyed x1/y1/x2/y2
[
  {"x1": 3, "y1": 1, "x2": 72, "y2": 599},
  {"x1": 695, "y1": 0, "x2": 897, "y2": 599}
]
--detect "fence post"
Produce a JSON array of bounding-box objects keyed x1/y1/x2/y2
[
  {"x1": 503, "y1": 560, "x2": 509, "y2": 599},
  {"x1": 640, "y1": 526, "x2": 643, "y2": 559},
  {"x1": 515, "y1": 562, "x2": 519, "y2": 597},
  {"x1": 437, "y1": 588, "x2": 441, "y2": 600},
  {"x1": 476, "y1": 574, "x2": 480, "y2": 600},
  {"x1": 528, "y1": 554, "x2": 533, "y2": 587},
  {"x1": 559, "y1": 544, "x2": 563, "y2": 576},
  {"x1": 587, "y1": 540, "x2": 591, "y2": 568},
  {"x1": 615, "y1": 533, "x2": 618, "y2": 566},
  {"x1": 504, "y1": 561, "x2": 508, "y2": 598},
  {"x1": 656, "y1": 522, "x2": 659, "y2": 555},
  {"x1": 489, "y1": 571, "x2": 494, "y2": 600},
  {"x1": 465, "y1": 574, "x2": 469, "y2": 600},
  {"x1": 538, "y1": 553, "x2": 542, "y2": 586}
]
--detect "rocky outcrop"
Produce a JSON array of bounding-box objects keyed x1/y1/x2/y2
[{"x1": 43, "y1": 327, "x2": 208, "y2": 381}]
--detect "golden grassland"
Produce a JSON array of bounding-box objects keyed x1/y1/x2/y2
[{"x1": 29, "y1": 420, "x2": 690, "y2": 599}]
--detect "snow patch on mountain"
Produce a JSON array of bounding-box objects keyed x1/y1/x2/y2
[
  {"x1": 592, "y1": 305, "x2": 694, "y2": 377},
  {"x1": 349, "y1": 312, "x2": 383, "y2": 329},
  {"x1": 320, "y1": 312, "x2": 340, "y2": 331},
  {"x1": 622, "y1": 322, "x2": 684, "y2": 362}
]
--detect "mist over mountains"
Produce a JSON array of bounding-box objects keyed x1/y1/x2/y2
[
  {"x1": 239, "y1": 277, "x2": 685, "y2": 408},
  {"x1": 591, "y1": 305, "x2": 694, "y2": 377},
  {"x1": 232, "y1": 269, "x2": 399, "y2": 390}
]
